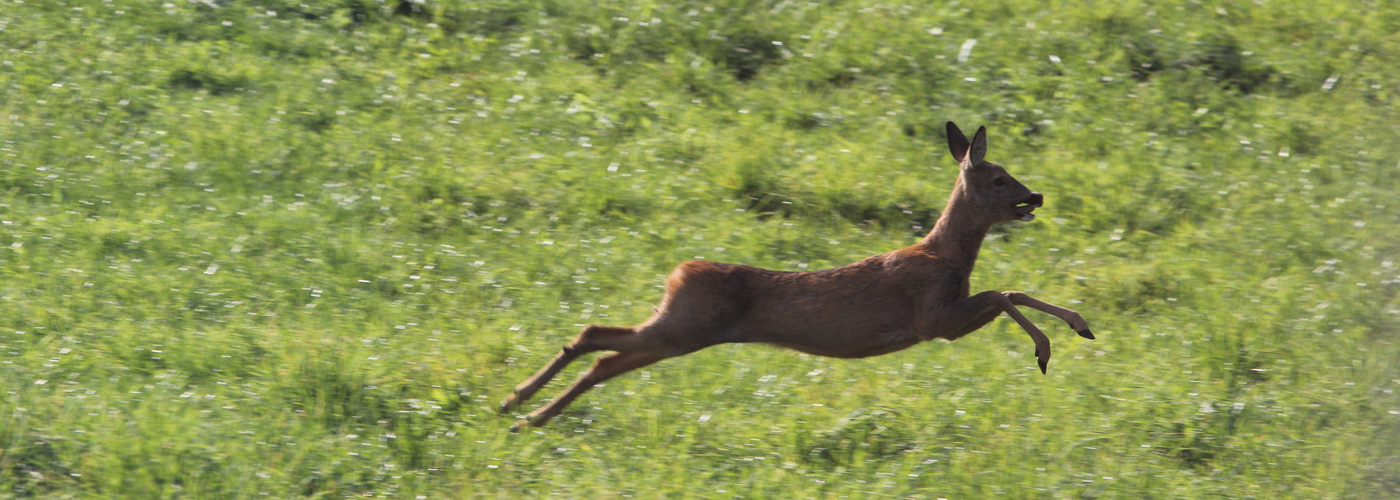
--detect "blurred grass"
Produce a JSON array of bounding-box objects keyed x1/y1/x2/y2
[{"x1": 1, "y1": 0, "x2": 1398, "y2": 497}]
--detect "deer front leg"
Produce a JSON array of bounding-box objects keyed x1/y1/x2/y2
[
  {"x1": 1004, "y1": 291, "x2": 1094, "y2": 339},
  {"x1": 920, "y1": 291, "x2": 1054, "y2": 374}
]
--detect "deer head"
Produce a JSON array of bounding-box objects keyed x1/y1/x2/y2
[{"x1": 945, "y1": 121, "x2": 1043, "y2": 224}]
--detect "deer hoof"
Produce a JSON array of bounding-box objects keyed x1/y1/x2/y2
[
  {"x1": 1076, "y1": 328, "x2": 1095, "y2": 340},
  {"x1": 1037, "y1": 357, "x2": 1048, "y2": 375},
  {"x1": 498, "y1": 394, "x2": 517, "y2": 414},
  {"x1": 509, "y1": 419, "x2": 530, "y2": 433}
]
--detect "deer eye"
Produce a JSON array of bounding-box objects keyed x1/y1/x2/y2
[{"x1": 993, "y1": 177, "x2": 1007, "y2": 187}]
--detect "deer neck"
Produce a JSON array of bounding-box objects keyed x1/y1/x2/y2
[{"x1": 919, "y1": 179, "x2": 990, "y2": 270}]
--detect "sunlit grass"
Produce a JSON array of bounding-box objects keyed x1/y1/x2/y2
[{"x1": 0, "y1": 0, "x2": 1397, "y2": 497}]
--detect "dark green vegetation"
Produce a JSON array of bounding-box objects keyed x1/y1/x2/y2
[{"x1": 2, "y1": 0, "x2": 1399, "y2": 497}]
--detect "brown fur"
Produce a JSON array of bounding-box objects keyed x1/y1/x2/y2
[{"x1": 501, "y1": 122, "x2": 1094, "y2": 430}]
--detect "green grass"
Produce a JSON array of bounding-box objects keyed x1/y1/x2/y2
[{"x1": 1, "y1": 0, "x2": 1398, "y2": 497}]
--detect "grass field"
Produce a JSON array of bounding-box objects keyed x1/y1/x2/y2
[{"x1": 2, "y1": 0, "x2": 1399, "y2": 497}]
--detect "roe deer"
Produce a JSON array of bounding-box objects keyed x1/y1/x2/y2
[{"x1": 501, "y1": 122, "x2": 1094, "y2": 431}]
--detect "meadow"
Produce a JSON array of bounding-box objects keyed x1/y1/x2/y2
[{"x1": 1, "y1": 0, "x2": 1398, "y2": 497}]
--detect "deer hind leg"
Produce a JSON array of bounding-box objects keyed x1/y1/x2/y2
[
  {"x1": 511, "y1": 351, "x2": 669, "y2": 432},
  {"x1": 1004, "y1": 291, "x2": 1094, "y2": 339},
  {"x1": 500, "y1": 325, "x2": 637, "y2": 413},
  {"x1": 500, "y1": 319, "x2": 693, "y2": 414},
  {"x1": 503, "y1": 288, "x2": 728, "y2": 429}
]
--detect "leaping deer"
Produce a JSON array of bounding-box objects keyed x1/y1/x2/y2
[{"x1": 501, "y1": 122, "x2": 1094, "y2": 431}]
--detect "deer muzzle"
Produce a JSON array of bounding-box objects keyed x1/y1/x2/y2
[{"x1": 1015, "y1": 192, "x2": 1043, "y2": 221}]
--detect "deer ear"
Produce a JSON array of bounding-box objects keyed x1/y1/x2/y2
[
  {"x1": 946, "y1": 121, "x2": 971, "y2": 164},
  {"x1": 967, "y1": 126, "x2": 988, "y2": 166}
]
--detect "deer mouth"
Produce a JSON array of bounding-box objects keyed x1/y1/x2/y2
[{"x1": 1014, "y1": 195, "x2": 1043, "y2": 221}]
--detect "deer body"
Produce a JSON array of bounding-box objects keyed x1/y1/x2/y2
[{"x1": 501, "y1": 122, "x2": 1094, "y2": 431}]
